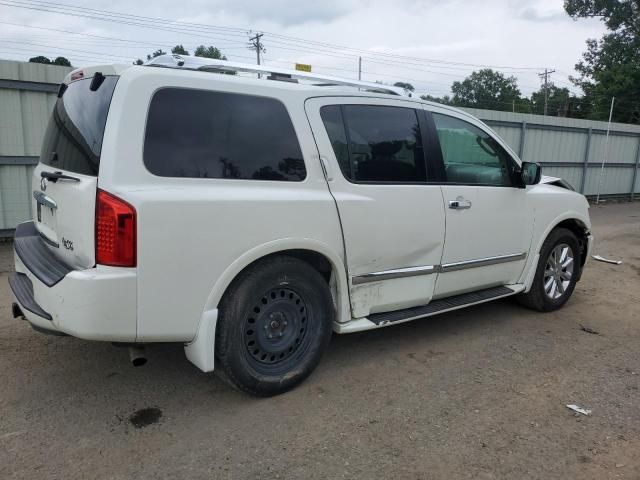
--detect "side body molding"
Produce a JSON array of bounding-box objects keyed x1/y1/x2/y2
[{"x1": 352, "y1": 252, "x2": 527, "y2": 285}]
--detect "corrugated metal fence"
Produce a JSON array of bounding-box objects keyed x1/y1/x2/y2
[
  {"x1": 462, "y1": 107, "x2": 640, "y2": 198},
  {"x1": 0, "y1": 60, "x2": 639, "y2": 237},
  {"x1": 0, "y1": 60, "x2": 71, "y2": 237}
]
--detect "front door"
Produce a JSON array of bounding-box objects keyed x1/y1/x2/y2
[
  {"x1": 306, "y1": 97, "x2": 445, "y2": 318},
  {"x1": 427, "y1": 109, "x2": 533, "y2": 298}
]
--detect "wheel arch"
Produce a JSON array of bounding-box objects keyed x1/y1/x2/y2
[
  {"x1": 522, "y1": 212, "x2": 591, "y2": 291},
  {"x1": 202, "y1": 239, "x2": 351, "y2": 325},
  {"x1": 553, "y1": 218, "x2": 590, "y2": 268}
]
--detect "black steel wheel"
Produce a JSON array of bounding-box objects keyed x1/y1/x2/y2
[
  {"x1": 243, "y1": 287, "x2": 312, "y2": 373},
  {"x1": 215, "y1": 255, "x2": 334, "y2": 396}
]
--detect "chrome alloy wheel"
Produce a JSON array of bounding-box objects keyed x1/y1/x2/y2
[{"x1": 543, "y1": 243, "x2": 574, "y2": 300}]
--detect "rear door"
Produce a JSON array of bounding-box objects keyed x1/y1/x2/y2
[
  {"x1": 305, "y1": 97, "x2": 445, "y2": 319},
  {"x1": 32, "y1": 74, "x2": 118, "y2": 269}
]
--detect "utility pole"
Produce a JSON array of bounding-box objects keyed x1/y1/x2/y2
[
  {"x1": 358, "y1": 56, "x2": 362, "y2": 81},
  {"x1": 538, "y1": 68, "x2": 555, "y2": 116},
  {"x1": 248, "y1": 32, "x2": 265, "y2": 77},
  {"x1": 249, "y1": 32, "x2": 265, "y2": 65}
]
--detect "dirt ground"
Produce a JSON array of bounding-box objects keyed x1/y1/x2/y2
[{"x1": 1, "y1": 201, "x2": 639, "y2": 480}]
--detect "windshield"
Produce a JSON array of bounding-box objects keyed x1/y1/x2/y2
[{"x1": 40, "y1": 75, "x2": 118, "y2": 176}]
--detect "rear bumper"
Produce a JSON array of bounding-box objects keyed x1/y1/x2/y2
[{"x1": 10, "y1": 221, "x2": 137, "y2": 341}]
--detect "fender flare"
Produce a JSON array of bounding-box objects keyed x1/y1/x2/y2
[
  {"x1": 520, "y1": 210, "x2": 591, "y2": 291},
  {"x1": 185, "y1": 238, "x2": 350, "y2": 373},
  {"x1": 202, "y1": 238, "x2": 349, "y2": 316}
]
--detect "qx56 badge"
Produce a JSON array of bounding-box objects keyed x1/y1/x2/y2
[{"x1": 61, "y1": 237, "x2": 74, "y2": 251}]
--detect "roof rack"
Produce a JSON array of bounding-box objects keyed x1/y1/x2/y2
[{"x1": 144, "y1": 54, "x2": 410, "y2": 97}]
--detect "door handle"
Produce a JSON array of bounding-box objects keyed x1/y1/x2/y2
[
  {"x1": 449, "y1": 199, "x2": 472, "y2": 210},
  {"x1": 319, "y1": 155, "x2": 333, "y2": 181},
  {"x1": 33, "y1": 191, "x2": 57, "y2": 210}
]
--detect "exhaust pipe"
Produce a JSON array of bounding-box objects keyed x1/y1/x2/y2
[{"x1": 128, "y1": 345, "x2": 147, "y2": 367}]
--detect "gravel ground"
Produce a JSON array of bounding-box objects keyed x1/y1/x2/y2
[{"x1": 1, "y1": 202, "x2": 639, "y2": 480}]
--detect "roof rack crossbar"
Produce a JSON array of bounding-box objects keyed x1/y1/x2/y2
[{"x1": 144, "y1": 54, "x2": 409, "y2": 97}]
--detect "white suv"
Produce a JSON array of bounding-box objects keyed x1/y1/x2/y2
[{"x1": 10, "y1": 55, "x2": 593, "y2": 396}]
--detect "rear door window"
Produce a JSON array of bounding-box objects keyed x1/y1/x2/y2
[
  {"x1": 144, "y1": 89, "x2": 306, "y2": 181},
  {"x1": 320, "y1": 105, "x2": 426, "y2": 183},
  {"x1": 40, "y1": 75, "x2": 118, "y2": 176}
]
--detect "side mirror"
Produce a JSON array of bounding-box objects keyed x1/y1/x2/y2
[{"x1": 521, "y1": 162, "x2": 541, "y2": 186}]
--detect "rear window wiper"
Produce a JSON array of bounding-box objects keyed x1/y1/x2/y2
[{"x1": 41, "y1": 170, "x2": 81, "y2": 183}]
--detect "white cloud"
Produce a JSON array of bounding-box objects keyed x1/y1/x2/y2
[{"x1": 0, "y1": 0, "x2": 607, "y2": 96}]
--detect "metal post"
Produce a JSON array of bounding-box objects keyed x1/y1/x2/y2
[
  {"x1": 631, "y1": 137, "x2": 640, "y2": 201},
  {"x1": 596, "y1": 97, "x2": 615, "y2": 204},
  {"x1": 580, "y1": 127, "x2": 592, "y2": 194},
  {"x1": 518, "y1": 121, "x2": 527, "y2": 159},
  {"x1": 358, "y1": 56, "x2": 362, "y2": 81}
]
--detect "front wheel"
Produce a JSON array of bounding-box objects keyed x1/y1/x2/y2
[
  {"x1": 215, "y1": 256, "x2": 334, "y2": 396},
  {"x1": 517, "y1": 228, "x2": 581, "y2": 312}
]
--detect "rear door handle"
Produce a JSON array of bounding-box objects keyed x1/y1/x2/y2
[
  {"x1": 33, "y1": 191, "x2": 57, "y2": 210},
  {"x1": 449, "y1": 199, "x2": 472, "y2": 210}
]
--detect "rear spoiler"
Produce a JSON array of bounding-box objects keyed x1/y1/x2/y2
[{"x1": 64, "y1": 64, "x2": 130, "y2": 84}]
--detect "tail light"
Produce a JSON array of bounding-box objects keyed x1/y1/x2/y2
[{"x1": 96, "y1": 189, "x2": 136, "y2": 267}]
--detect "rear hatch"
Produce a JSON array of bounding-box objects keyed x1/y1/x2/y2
[{"x1": 33, "y1": 73, "x2": 118, "y2": 269}]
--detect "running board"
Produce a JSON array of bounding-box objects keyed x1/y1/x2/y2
[{"x1": 368, "y1": 286, "x2": 517, "y2": 326}]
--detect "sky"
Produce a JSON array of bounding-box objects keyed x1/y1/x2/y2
[{"x1": 0, "y1": 0, "x2": 608, "y2": 99}]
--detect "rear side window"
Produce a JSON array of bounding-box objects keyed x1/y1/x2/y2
[
  {"x1": 144, "y1": 89, "x2": 306, "y2": 181},
  {"x1": 40, "y1": 75, "x2": 118, "y2": 176},
  {"x1": 320, "y1": 105, "x2": 426, "y2": 183}
]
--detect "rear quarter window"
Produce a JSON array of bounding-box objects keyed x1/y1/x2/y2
[{"x1": 144, "y1": 88, "x2": 306, "y2": 181}]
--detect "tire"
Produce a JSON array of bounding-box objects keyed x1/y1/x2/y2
[
  {"x1": 517, "y1": 227, "x2": 581, "y2": 312},
  {"x1": 215, "y1": 255, "x2": 334, "y2": 396}
]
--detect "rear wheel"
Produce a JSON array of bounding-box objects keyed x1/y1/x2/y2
[
  {"x1": 518, "y1": 228, "x2": 581, "y2": 312},
  {"x1": 215, "y1": 256, "x2": 334, "y2": 396}
]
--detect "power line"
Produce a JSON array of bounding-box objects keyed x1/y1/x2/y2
[
  {"x1": 0, "y1": 20, "x2": 244, "y2": 49},
  {"x1": 2, "y1": 1, "x2": 606, "y2": 109},
  {"x1": 0, "y1": 0, "x2": 551, "y2": 71}
]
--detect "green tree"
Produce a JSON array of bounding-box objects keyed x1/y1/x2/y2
[
  {"x1": 171, "y1": 44, "x2": 189, "y2": 55},
  {"x1": 28, "y1": 55, "x2": 52, "y2": 64},
  {"x1": 530, "y1": 85, "x2": 590, "y2": 118},
  {"x1": 194, "y1": 45, "x2": 227, "y2": 60},
  {"x1": 420, "y1": 94, "x2": 452, "y2": 105},
  {"x1": 450, "y1": 69, "x2": 523, "y2": 111},
  {"x1": 564, "y1": 0, "x2": 640, "y2": 123},
  {"x1": 28, "y1": 56, "x2": 72, "y2": 67},
  {"x1": 194, "y1": 45, "x2": 236, "y2": 74},
  {"x1": 135, "y1": 48, "x2": 168, "y2": 65},
  {"x1": 53, "y1": 56, "x2": 71, "y2": 67},
  {"x1": 146, "y1": 49, "x2": 166, "y2": 61},
  {"x1": 134, "y1": 44, "x2": 234, "y2": 73},
  {"x1": 393, "y1": 82, "x2": 415, "y2": 92}
]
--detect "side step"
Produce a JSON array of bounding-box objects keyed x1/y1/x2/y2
[{"x1": 368, "y1": 286, "x2": 515, "y2": 326}]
